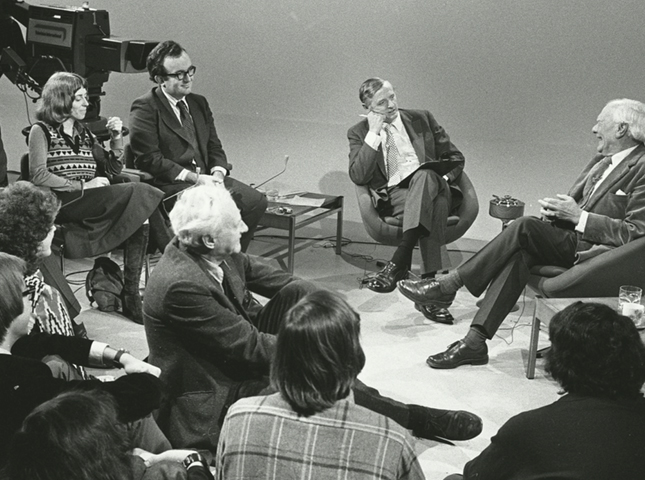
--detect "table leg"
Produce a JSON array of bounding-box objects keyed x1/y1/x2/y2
[
  {"x1": 287, "y1": 217, "x2": 295, "y2": 274},
  {"x1": 526, "y1": 295, "x2": 542, "y2": 379},
  {"x1": 335, "y1": 199, "x2": 343, "y2": 256}
]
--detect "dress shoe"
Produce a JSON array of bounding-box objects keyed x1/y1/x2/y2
[
  {"x1": 426, "y1": 340, "x2": 488, "y2": 369},
  {"x1": 362, "y1": 262, "x2": 409, "y2": 293},
  {"x1": 409, "y1": 404, "x2": 483, "y2": 441},
  {"x1": 397, "y1": 277, "x2": 455, "y2": 307},
  {"x1": 415, "y1": 303, "x2": 454, "y2": 325}
]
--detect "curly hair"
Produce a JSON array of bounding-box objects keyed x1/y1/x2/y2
[
  {"x1": 35, "y1": 72, "x2": 87, "y2": 126},
  {"x1": 0, "y1": 253, "x2": 26, "y2": 340},
  {"x1": 271, "y1": 290, "x2": 366, "y2": 416},
  {"x1": 0, "y1": 182, "x2": 61, "y2": 274},
  {"x1": 7, "y1": 390, "x2": 134, "y2": 480},
  {"x1": 546, "y1": 301, "x2": 645, "y2": 399},
  {"x1": 146, "y1": 40, "x2": 186, "y2": 83}
]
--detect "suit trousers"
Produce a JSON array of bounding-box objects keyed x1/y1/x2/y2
[
  {"x1": 458, "y1": 216, "x2": 578, "y2": 338},
  {"x1": 386, "y1": 169, "x2": 451, "y2": 272},
  {"x1": 159, "y1": 176, "x2": 268, "y2": 252}
]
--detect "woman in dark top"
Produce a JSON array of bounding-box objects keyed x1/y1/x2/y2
[
  {"x1": 28, "y1": 71, "x2": 172, "y2": 323},
  {"x1": 0, "y1": 252, "x2": 164, "y2": 468}
]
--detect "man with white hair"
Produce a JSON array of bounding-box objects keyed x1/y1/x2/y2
[
  {"x1": 398, "y1": 99, "x2": 645, "y2": 369},
  {"x1": 143, "y1": 185, "x2": 483, "y2": 456}
]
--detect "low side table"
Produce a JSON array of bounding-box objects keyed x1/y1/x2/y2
[{"x1": 256, "y1": 193, "x2": 344, "y2": 273}]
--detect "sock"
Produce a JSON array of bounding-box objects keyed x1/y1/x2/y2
[
  {"x1": 391, "y1": 226, "x2": 426, "y2": 267},
  {"x1": 437, "y1": 269, "x2": 464, "y2": 294},
  {"x1": 463, "y1": 325, "x2": 487, "y2": 349}
]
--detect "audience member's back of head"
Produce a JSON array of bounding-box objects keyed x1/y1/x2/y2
[
  {"x1": 0, "y1": 181, "x2": 60, "y2": 274},
  {"x1": 271, "y1": 290, "x2": 366, "y2": 416},
  {"x1": 546, "y1": 301, "x2": 645, "y2": 399},
  {"x1": 6, "y1": 390, "x2": 133, "y2": 480}
]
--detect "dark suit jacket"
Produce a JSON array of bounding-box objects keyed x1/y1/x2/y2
[
  {"x1": 347, "y1": 108, "x2": 465, "y2": 204},
  {"x1": 567, "y1": 145, "x2": 645, "y2": 261},
  {"x1": 129, "y1": 87, "x2": 229, "y2": 186},
  {"x1": 462, "y1": 394, "x2": 645, "y2": 479},
  {"x1": 143, "y1": 239, "x2": 296, "y2": 453}
]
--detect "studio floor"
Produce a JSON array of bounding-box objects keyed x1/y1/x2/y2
[{"x1": 68, "y1": 228, "x2": 560, "y2": 480}]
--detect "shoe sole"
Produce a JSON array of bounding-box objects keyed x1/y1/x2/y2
[
  {"x1": 426, "y1": 356, "x2": 489, "y2": 369},
  {"x1": 397, "y1": 283, "x2": 454, "y2": 308}
]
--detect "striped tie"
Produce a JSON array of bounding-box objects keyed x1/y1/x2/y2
[{"x1": 581, "y1": 156, "x2": 612, "y2": 205}]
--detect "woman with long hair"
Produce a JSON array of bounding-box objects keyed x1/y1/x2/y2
[{"x1": 28, "y1": 71, "x2": 172, "y2": 323}]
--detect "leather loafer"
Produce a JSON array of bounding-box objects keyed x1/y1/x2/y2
[
  {"x1": 362, "y1": 261, "x2": 409, "y2": 293},
  {"x1": 426, "y1": 340, "x2": 488, "y2": 369},
  {"x1": 409, "y1": 405, "x2": 483, "y2": 441},
  {"x1": 397, "y1": 278, "x2": 455, "y2": 308},
  {"x1": 415, "y1": 303, "x2": 454, "y2": 325}
]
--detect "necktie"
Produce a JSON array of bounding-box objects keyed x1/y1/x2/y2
[
  {"x1": 383, "y1": 124, "x2": 401, "y2": 182},
  {"x1": 177, "y1": 100, "x2": 197, "y2": 147},
  {"x1": 581, "y1": 156, "x2": 612, "y2": 203}
]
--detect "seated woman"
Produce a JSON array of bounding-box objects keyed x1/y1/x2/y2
[
  {"x1": 444, "y1": 302, "x2": 645, "y2": 480},
  {"x1": 6, "y1": 390, "x2": 213, "y2": 480},
  {"x1": 28, "y1": 72, "x2": 172, "y2": 323},
  {"x1": 0, "y1": 182, "x2": 78, "y2": 337},
  {"x1": 216, "y1": 290, "x2": 425, "y2": 480},
  {"x1": 0, "y1": 252, "x2": 168, "y2": 467}
]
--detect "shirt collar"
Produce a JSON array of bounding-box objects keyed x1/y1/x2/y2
[
  {"x1": 388, "y1": 113, "x2": 404, "y2": 132},
  {"x1": 200, "y1": 255, "x2": 224, "y2": 283},
  {"x1": 161, "y1": 87, "x2": 184, "y2": 107},
  {"x1": 610, "y1": 145, "x2": 638, "y2": 166}
]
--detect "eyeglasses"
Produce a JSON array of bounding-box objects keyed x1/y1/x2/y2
[{"x1": 165, "y1": 65, "x2": 197, "y2": 81}]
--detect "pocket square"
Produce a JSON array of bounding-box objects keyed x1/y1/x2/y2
[{"x1": 616, "y1": 189, "x2": 627, "y2": 196}]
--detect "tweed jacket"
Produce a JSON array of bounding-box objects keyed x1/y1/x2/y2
[{"x1": 143, "y1": 239, "x2": 295, "y2": 453}]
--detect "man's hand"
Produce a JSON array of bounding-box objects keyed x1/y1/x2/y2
[
  {"x1": 211, "y1": 170, "x2": 225, "y2": 185},
  {"x1": 189, "y1": 172, "x2": 223, "y2": 187},
  {"x1": 367, "y1": 110, "x2": 386, "y2": 134},
  {"x1": 120, "y1": 353, "x2": 162, "y2": 377},
  {"x1": 538, "y1": 194, "x2": 583, "y2": 224}
]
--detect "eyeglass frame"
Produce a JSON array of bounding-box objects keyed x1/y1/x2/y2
[{"x1": 164, "y1": 65, "x2": 197, "y2": 81}]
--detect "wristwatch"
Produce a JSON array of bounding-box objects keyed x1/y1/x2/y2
[
  {"x1": 182, "y1": 452, "x2": 205, "y2": 470},
  {"x1": 112, "y1": 348, "x2": 129, "y2": 368}
]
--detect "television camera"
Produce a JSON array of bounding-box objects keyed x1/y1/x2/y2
[{"x1": 0, "y1": 0, "x2": 157, "y2": 137}]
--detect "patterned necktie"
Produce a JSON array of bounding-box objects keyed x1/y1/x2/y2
[
  {"x1": 582, "y1": 156, "x2": 612, "y2": 203},
  {"x1": 177, "y1": 100, "x2": 197, "y2": 146},
  {"x1": 383, "y1": 124, "x2": 401, "y2": 182}
]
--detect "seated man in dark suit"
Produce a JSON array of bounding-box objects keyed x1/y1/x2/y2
[
  {"x1": 129, "y1": 40, "x2": 266, "y2": 252},
  {"x1": 143, "y1": 184, "x2": 482, "y2": 457},
  {"x1": 348, "y1": 78, "x2": 465, "y2": 324},
  {"x1": 398, "y1": 99, "x2": 645, "y2": 369},
  {"x1": 445, "y1": 302, "x2": 645, "y2": 479}
]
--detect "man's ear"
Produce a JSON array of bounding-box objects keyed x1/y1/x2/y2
[
  {"x1": 154, "y1": 75, "x2": 165, "y2": 85},
  {"x1": 201, "y1": 235, "x2": 217, "y2": 250},
  {"x1": 616, "y1": 122, "x2": 629, "y2": 138}
]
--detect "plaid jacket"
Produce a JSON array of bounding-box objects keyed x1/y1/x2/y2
[{"x1": 216, "y1": 393, "x2": 425, "y2": 480}]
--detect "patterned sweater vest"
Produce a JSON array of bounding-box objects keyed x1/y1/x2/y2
[{"x1": 42, "y1": 123, "x2": 97, "y2": 181}]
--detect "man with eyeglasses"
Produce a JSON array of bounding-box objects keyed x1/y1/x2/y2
[{"x1": 129, "y1": 40, "x2": 267, "y2": 252}]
